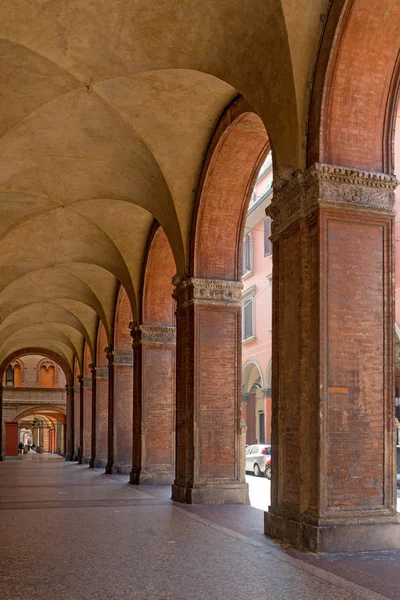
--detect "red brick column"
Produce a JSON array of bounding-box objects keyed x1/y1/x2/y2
[
  {"x1": 5, "y1": 422, "x2": 18, "y2": 456},
  {"x1": 93, "y1": 362, "x2": 109, "y2": 469},
  {"x1": 171, "y1": 278, "x2": 249, "y2": 504},
  {"x1": 264, "y1": 163, "x2": 399, "y2": 552},
  {"x1": 77, "y1": 376, "x2": 84, "y2": 463},
  {"x1": 82, "y1": 375, "x2": 92, "y2": 464},
  {"x1": 130, "y1": 324, "x2": 176, "y2": 485},
  {"x1": 106, "y1": 348, "x2": 115, "y2": 474},
  {"x1": 0, "y1": 386, "x2": 3, "y2": 460},
  {"x1": 73, "y1": 380, "x2": 80, "y2": 461},
  {"x1": 107, "y1": 349, "x2": 133, "y2": 474},
  {"x1": 65, "y1": 384, "x2": 74, "y2": 461},
  {"x1": 89, "y1": 365, "x2": 96, "y2": 468}
]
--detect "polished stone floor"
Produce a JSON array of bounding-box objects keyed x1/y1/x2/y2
[{"x1": 0, "y1": 454, "x2": 399, "y2": 600}]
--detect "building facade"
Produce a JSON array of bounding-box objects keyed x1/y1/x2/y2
[
  {"x1": 242, "y1": 153, "x2": 273, "y2": 445},
  {"x1": 2, "y1": 355, "x2": 66, "y2": 456}
]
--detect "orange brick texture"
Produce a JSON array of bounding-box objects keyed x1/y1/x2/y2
[
  {"x1": 93, "y1": 321, "x2": 108, "y2": 469},
  {"x1": 109, "y1": 285, "x2": 133, "y2": 474},
  {"x1": 82, "y1": 342, "x2": 92, "y2": 464},
  {"x1": 172, "y1": 102, "x2": 268, "y2": 504},
  {"x1": 130, "y1": 227, "x2": 176, "y2": 485}
]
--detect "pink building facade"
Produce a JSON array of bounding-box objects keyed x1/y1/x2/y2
[{"x1": 241, "y1": 153, "x2": 273, "y2": 445}]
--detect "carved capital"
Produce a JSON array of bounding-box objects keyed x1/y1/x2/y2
[
  {"x1": 267, "y1": 163, "x2": 398, "y2": 237},
  {"x1": 95, "y1": 366, "x2": 108, "y2": 379},
  {"x1": 83, "y1": 376, "x2": 92, "y2": 389},
  {"x1": 130, "y1": 322, "x2": 176, "y2": 346},
  {"x1": 173, "y1": 277, "x2": 243, "y2": 308},
  {"x1": 113, "y1": 349, "x2": 133, "y2": 365}
]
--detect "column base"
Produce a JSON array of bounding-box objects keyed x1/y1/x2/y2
[
  {"x1": 107, "y1": 463, "x2": 131, "y2": 475},
  {"x1": 172, "y1": 482, "x2": 249, "y2": 505},
  {"x1": 65, "y1": 452, "x2": 73, "y2": 461},
  {"x1": 130, "y1": 468, "x2": 175, "y2": 485},
  {"x1": 93, "y1": 458, "x2": 107, "y2": 469},
  {"x1": 264, "y1": 511, "x2": 400, "y2": 553},
  {"x1": 81, "y1": 455, "x2": 91, "y2": 465}
]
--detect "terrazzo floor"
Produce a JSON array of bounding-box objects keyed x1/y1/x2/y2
[{"x1": 0, "y1": 454, "x2": 399, "y2": 600}]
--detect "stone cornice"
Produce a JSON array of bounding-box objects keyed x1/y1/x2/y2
[
  {"x1": 113, "y1": 349, "x2": 133, "y2": 365},
  {"x1": 83, "y1": 376, "x2": 92, "y2": 389},
  {"x1": 173, "y1": 277, "x2": 243, "y2": 308},
  {"x1": 130, "y1": 322, "x2": 176, "y2": 346},
  {"x1": 266, "y1": 163, "x2": 398, "y2": 237},
  {"x1": 95, "y1": 366, "x2": 108, "y2": 379}
]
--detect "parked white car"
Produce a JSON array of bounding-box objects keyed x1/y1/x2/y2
[{"x1": 245, "y1": 444, "x2": 271, "y2": 478}]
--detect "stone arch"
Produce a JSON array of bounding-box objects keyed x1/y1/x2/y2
[
  {"x1": 242, "y1": 359, "x2": 265, "y2": 446},
  {"x1": 308, "y1": 0, "x2": 400, "y2": 173},
  {"x1": 130, "y1": 224, "x2": 176, "y2": 485},
  {"x1": 242, "y1": 359, "x2": 264, "y2": 394}
]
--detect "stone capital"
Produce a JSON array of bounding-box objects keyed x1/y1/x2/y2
[
  {"x1": 82, "y1": 376, "x2": 92, "y2": 389},
  {"x1": 95, "y1": 366, "x2": 108, "y2": 379},
  {"x1": 113, "y1": 349, "x2": 133, "y2": 365},
  {"x1": 129, "y1": 322, "x2": 176, "y2": 346},
  {"x1": 266, "y1": 163, "x2": 398, "y2": 237},
  {"x1": 172, "y1": 277, "x2": 243, "y2": 308}
]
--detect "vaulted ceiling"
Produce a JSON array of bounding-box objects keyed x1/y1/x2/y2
[{"x1": 0, "y1": 0, "x2": 344, "y2": 371}]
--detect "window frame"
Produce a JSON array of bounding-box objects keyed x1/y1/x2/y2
[
  {"x1": 264, "y1": 218, "x2": 272, "y2": 257},
  {"x1": 242, "y1": 232, "x2": 253, "y2": 278},
  {"x1": 242, "y1": 285, "x2": 256, "y2": 343}
]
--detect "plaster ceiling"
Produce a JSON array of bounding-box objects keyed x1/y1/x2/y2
[{"x1": 0, "y1": 0, "x2": 328, "y2": 372}]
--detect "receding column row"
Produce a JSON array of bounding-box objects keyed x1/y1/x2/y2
[{"x1": 64, "y1": 163, "x2": 399, "y2": 553}]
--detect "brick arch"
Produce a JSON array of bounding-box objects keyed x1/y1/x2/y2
[
  {"x1": 108, "y1": 284, "x2": 134, "y2": 474},
  {"x1": 308, "y1": 0, "x2": 400, "y2": 173},
  {"x1": 190, "y1": 96, "x2": 269, "y2": 280},
  {"x1": 142, "y1": 226, "x2": 175, "y2": 325},
  {"x1": 96, "y1": 320, "x2": 108, "y2": 367},
  {"x1": 130, "y1": 224, "x2": 176, "y2": 484},
  {"x1": 114, "y1": 285, "x2": 133, "y2": 350},
  {"x1": 0, "y1": 348, "x2": 72, "y2": 385},
  {"x1": 12, "y1": 405, "x2": 66, "y2": 422},
  {"x1": 93, "y1": 319, "x2": 109, "y2": 468},
  {"x1": 81, "y1": 340, "x2": 93, "y2": 464}
]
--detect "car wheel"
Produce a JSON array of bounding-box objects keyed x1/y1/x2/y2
[
  {"x1": 264, "y1": 465, "x2": 271, "y2": 480},
  {"x1": 253, "y1": 463, "x2": 261, "y2": 477}
]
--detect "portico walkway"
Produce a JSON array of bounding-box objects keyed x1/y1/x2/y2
[{"x1": 0, "y1": 457, "x2": 399, "y2": 600}]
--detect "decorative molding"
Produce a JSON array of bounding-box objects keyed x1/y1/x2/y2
[
  {"x1": 83, "y1": 376, "x2": 92, "y2": 389},
  {"x1": 113, "y1": 349, "x2": 133, "y2": 365},
  {"x1": 266, "y1": 163, "x2": 398, "y2": 237},
  {"x1": 130, "y1": 322, "x2": 176, "y2": 345},
  {"x1": 95, "y1": 366, "x2": 108, "y2": 379},
  {"x1": 173, "y1": 277, "x2": 243, "y2": 308}
]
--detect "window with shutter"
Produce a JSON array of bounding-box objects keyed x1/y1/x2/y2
[
  {"x1": 264, "y1": 219, "x2": 272, "y2": 256},
  {"x1": 242, "y1": 233, "x2": 253, "y2": 275}
]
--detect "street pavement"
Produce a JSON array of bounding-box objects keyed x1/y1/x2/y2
[{"x1": 247, "y1": 473, "x2": 400, "y2": 513}]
